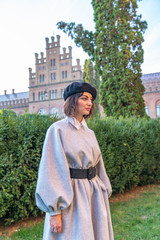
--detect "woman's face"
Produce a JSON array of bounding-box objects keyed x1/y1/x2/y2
[{"x1": 74, "y1": 92, "x2": 93, "y2": 121}]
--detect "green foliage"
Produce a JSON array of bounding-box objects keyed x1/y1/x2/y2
[
  {"x1": 88, "y1": 117, "x2": 160, "y2": 193},
  {"x1": 83, "y1": 59, "x2": 100, "y2": 116},
  {"x1": 57, "y1": 0, "x2": 147, "y2": 118},
  {"x1": 92, "y1": 0, "x2": 148, "y2": 117},
  {"x1": 57, "y1": 21, "x2": 95, "y2": 58},
  {"x1": 0, "y1": 111, "x2": 57, "y2": 225}
]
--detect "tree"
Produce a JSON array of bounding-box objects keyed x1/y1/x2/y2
[
  {"x1": 57, "y1": 0, "x2": 147, "y2": 117},
  {"x1": 83, "y1": 59, "x2": 100, "y2": 116}
]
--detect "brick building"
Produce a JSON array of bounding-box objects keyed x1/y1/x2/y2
[
  {"x1": 28, "y1": 35, "x2": 82, "y2": 117},
  {"x1": 0, "y1": 34, "x2": 160, "y2": 118},
  {"x1": 142, "y1": 72, "x2": 160, "y2": 118},
  {"x1": 0, "y1": 35, "x2": 82, "y2": 116},
  {"x1": 0, "y1": 89, "x2": 29, "y2": 115}
]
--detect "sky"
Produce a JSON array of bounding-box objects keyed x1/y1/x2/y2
[{"x1": 0, "y1": 0, "x2": 160, "y2": 95}]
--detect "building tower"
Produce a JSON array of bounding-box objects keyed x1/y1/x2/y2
[{"x1": 28, "y1": 35, "x2": 82, "y2": 116}]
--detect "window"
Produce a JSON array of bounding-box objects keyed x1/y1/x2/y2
[
  {"x1": 54, "y1": 73, "x2": 56, "y2": 80},
  {"x1": 53, "y1": 59, "x2": 56, "y2": 66},
  {"x1": 61, "y1": 63, "x2": 63, "y2": 66},
  {"x1": 65, "y1": 71, "x2": 67, "y2": 79},
  {"x1": 39, "y1": 92, "x2": 44, "y2": 100},
  {"x1": 39, "y1": 92, "x2": 41, "y2": 100},
  {"x1": 61, "y1": 89, "x2": 64, "y2": 98},
  {"x1": 156, "y1": 100, "x2": 160, "y2": 117},
  {"x1": 55, "y1": 90, "x2": 58, "y2": 98},
  {"x1": 50, "y1": 59, "x2": 53, "y2": 67},
  {"x1": 62, "y1": 71, "x2": 64, "y2": 79},
  {"x1": 145, "y1": 106, "x2": 148, "y2": 115},
  {"x1": 51, "y1": 73, "x2": 53, "y2": 80},
  {"x1": 38, "y1": 67, "x2": 41, "y2": 70},
  {"x1": 43, "y1": 74, "x2": 45, "y2": 82},
  {"x1": 40, "y1": 75, "x2": 42, "y2": 83},
  {"x1": 44, "y1": 91, "x2": 47, "y2": 100},
  {"x1": 52, "y1": 90, "x2": 55, "y2": 99},
  {"x1": 65, "y1": 62, "x2": 68, "y2": 65},
  {"x1": 43, "y1": 66, "x2": 45, "y2": 70},
  {"x1": 33, "y1": 93, "x2": 35, "y2": 101}
]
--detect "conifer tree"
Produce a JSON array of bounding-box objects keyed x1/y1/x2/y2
[
  {"x1": 83, "y1": 59, "x2": 100, "y2": 115},
  {"x1": 57, "y1": 0, "x2": 147, "y2": 117}
]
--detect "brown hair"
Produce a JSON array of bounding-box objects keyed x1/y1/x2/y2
[{"x1": 64, "y1": 92, "x2": 95, "y2": 119}]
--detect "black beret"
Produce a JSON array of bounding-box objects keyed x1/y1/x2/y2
[{"x1": 64, "y1": 81, "x2": 97, "y2": 101}]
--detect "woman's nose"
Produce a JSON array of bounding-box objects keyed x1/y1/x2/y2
[{"x1": 87, "y1": 99, "x2": 93, "y2": 105}]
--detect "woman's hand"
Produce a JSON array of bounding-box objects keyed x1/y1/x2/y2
[{"x1": 50, "y1": 214, "x2": 62, "y2": 233}]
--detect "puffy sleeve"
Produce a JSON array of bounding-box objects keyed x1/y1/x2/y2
[
  {"x1": 35, "y1": 124, "x2": 73, "y2": 216},
  {"x1": 97, "y1": 154, "x2": 112, "y2": 198}
]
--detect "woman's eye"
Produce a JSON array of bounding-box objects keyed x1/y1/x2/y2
[{"x1": 81, "y1": 98, "x2": 87, "y2": 100}]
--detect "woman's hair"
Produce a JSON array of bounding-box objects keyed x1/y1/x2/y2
[{"x1": 64, "y1": 92, "x2": 95, "y2": 119}]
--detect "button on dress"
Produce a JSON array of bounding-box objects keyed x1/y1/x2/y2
[{"x1": 35, "y1": 117, "x2": 114, "y2": 240}]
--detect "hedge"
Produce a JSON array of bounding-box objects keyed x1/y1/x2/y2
[
  {"x1": 88, "y1": 117, "x2": 160, "y2": 193},
  {"x1": 0, "y1": 110, "x2": 58, "y2": 225},
  {"x1": 0, "y1": 110, "x2": 160, "y2": 225}
]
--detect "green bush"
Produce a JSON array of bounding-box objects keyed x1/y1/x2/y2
[
  {"x1": 1, "y1": 111, "x2": 160, "y2": 225},
  {"x1": 0, "y1": 111, "x2": 57, "y2": 225},
  {"x1": 88, "y1": 117, "x2": 160, "y2": 193}
]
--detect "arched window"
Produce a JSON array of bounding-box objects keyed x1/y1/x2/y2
[
  {"x1": 156, "y1": 100, "x2": 160, "y2": 117},
  {"x1": 145, "y1": 106, "x2": 148, "y2": 115},
  {"x1": 38, "y1": 108, "x2": 47, "y2": 115},
  {"x1": 61, "y1": 89, "x2": 64, "y2": 98},
  {"x1": 65, "y1": 71, "x2": 67, "y2": 78},
  {"x1": 39, "y1": 92, "x2": 41, "y2": 100},
  {"x1": 44, "y1": 91, "x2": 47, "y2": 100},
  {"x1": 33, "y1": 93, "x2": 35, "y2": 101},
  {"x1": 41, "y1": 92, "x2": 44, "y2": 100},
  {"x1": 55, "y1": 90, "x2": 58, "y2": 98},
  {"x1": 50, "y1": 59, "x2": 53, "y2": 67},
  {"x1": 62, "y1": 71, "x2": 64, "y2": 79},
  {"x1": 50, "y1": 107, "x2": 58, "y2": 116}
]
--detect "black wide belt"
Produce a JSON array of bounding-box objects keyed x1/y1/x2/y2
[{"x1": 70, "y1": 165, "x2": 97, "y2": 180}]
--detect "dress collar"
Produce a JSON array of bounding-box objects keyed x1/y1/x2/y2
[{"x1": 66, "y1": 116, "x2": 88, "y2": 130}]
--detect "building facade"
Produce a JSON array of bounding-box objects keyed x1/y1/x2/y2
[
  {"x1": 28, "y1": 35, "x2": 82, "y2": 117},
  {"x1": 0, "y1": 89, "x2": 29, "y2": 115},
  {"x1": 142, "y1": 72, "x2": 160, "y2": 118},
  {"x1": 0, "y1": 34, "x2": 160, "y2": 118},
  {"x1": 0, "y1": 35, "x2": 82, "y2": 116}
]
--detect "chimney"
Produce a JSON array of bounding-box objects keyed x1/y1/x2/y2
[
  {"x1": 51, "y1": 36, "x2": 55, "y2": 43},
  {"x1": 45, "y1": 37, "x2": 49, "y2": 48},
  {"x1": 76, "y1": 59, "x2": 80, "y2": 66},
  {"x1": 68, "y1": 46, "x2": 72, "y2": 57},
  {"x1": 4, "y1": 90, "x2": 7, "y2": 95},
  {"x1": 12, "y1": 89, "x2": 15, "y2": 94}
]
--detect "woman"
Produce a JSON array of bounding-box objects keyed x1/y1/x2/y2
[{"x1": 35, "y1": 81, "x2": 114, "y2": 240}]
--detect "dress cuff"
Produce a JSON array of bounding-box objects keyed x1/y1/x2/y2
[{"x1": 49, "y1": 210, "x2": 62, "y2": 216}]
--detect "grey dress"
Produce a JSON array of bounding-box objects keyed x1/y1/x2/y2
[{"x1": 35, "y1": 117, "x2": 114, "y2": 240}]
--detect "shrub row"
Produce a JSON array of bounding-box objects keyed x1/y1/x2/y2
[
  {"x1": 0, "y1": 110, "x2": 57, "y2": 225},
  {"x1": 1, "y1": 110, "x2": 160, "y2": 225},
  {"x1": 88, "y1": 117, "x2": 160, "y2": 193}
]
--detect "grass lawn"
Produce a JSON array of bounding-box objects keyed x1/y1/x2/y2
[{"x1": 1, "y1": 184, "x2": 160, "y2": 240}]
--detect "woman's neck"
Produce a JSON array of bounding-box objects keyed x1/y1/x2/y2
[{"x1": 74, "y1": 114, "x2": 83, "y2": 123}]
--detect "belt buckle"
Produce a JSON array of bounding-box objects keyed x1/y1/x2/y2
[{"x1": 87, "y1": 166, "x2": 96, "y2": 180}]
